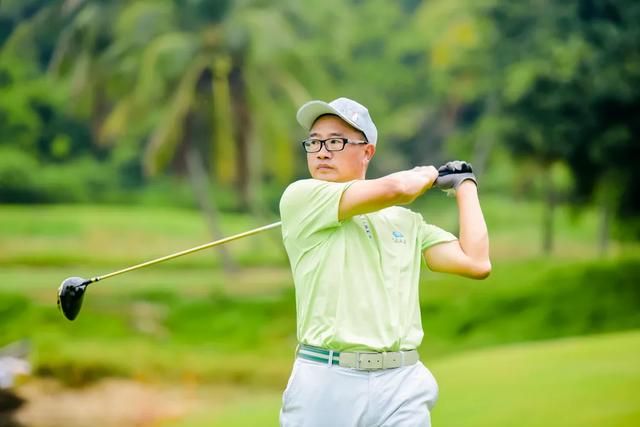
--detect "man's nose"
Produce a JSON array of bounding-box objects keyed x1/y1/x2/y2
[{"x1": 315, "y1": 145, "x2": 332, "y2": 159}]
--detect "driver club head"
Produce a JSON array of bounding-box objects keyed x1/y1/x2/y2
[{"x1": 57, "y1": 277, "x2": 91, "y2": 321}]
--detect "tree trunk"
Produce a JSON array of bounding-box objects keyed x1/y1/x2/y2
[
  {"x1": 416, "y1": 102, "x2": 461, "y2": 168},
  {"x1": 472, "y1": 94, "x2": 497, "y2": 178},
  {"x1": 542, "y1": 165, "x2": 555, "y2": 255},
  {"x1": 211, "y1": 57, "x2": 236, "y2": 187},
  {"x1": 184, "y1": 114, "x2": 236, "y2": 273},
  {"x1": 229, "y1": 62, "x2": 254, "y2": 212},
  {"x1": 598, "y1": 201, "x2": 610, "y2": 256},
  {"x1": 90, "y1": 84, "x2": 109, "y2": 147}
]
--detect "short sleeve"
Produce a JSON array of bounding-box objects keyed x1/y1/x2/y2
[
  {"x1": 279, "y1": 179, "x2": 354, "y2": 244},
  {"x1": 418, "y1": 214, "x2": 457, "y2": 250}
]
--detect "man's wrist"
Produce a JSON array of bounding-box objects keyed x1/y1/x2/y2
[{"x1": 456, "y1": 179, "x2": 478, "y2": 195}]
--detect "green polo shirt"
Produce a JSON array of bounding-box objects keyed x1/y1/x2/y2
[{"x1": 280, "y1": 179, "x2": 457, "y2": 352}]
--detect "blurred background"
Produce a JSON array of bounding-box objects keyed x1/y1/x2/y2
[{"x1": 0, "y1": 0, "x2": 638, "y2": 426}]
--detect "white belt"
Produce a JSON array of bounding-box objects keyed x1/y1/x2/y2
[{"x1": 297, "y1": 344, "x2": 419, "y2": 371}]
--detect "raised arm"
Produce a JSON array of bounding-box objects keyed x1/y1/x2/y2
[
  {"x1": 338, "y1": 166, "x2": 439, "y2": 221},
  {"x1": 423, "y1": 181, "x2": 491, "y2": 279}
]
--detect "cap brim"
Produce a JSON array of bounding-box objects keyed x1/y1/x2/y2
[{"x1": 296, "y1": 101, "x2": 362, "y2": 134}]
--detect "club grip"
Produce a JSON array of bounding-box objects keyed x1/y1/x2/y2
[
  {"x1": 436, "y1": 164, "x2": 473, "y2": 177},
  {"x1": 434, "y1": 163, "x2": 473, "y2": 187}
]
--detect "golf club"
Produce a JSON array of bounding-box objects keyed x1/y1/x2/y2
[
  {"x1": 57, "y1": 221, "x2": 282, "y2": 321},
  {"x1": 57, "y1": 166, "x2": 471, "y2": 321}
]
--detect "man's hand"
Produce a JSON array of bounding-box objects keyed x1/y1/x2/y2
[
  {"x1": 397, "y1": 166, "x2": 440, "y2": 198},
  {"x1": 434, "y1": 160, "x2": 477, "y2": 194}
]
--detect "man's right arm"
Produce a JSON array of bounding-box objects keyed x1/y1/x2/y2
[{"x1": 338, "y1": 166, "x2": 439, "y2": 221}]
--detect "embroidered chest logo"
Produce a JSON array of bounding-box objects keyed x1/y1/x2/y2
[
  {"x1": 358, "y1": 216, "x2": 373, "y2": 240},
  {"x1": 392, "y1": 231, "x2": 406, "y2": 244}
]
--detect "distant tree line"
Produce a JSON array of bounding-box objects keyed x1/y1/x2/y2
[{"x1": 0, "y1": 0, "x2": 638, "y2": 248}]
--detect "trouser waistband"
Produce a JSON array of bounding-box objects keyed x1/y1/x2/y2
[{"x1": 297, "y1": 344, "x2": 419, "y2": 371}]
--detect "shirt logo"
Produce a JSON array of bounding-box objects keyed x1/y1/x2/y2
[{"x1": 392, "y1": 231, "x2": 406, "y2": 244}]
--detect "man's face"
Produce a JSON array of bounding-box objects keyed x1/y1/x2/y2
[{"x1": 306, "y1": 115, "x2": 375, "y2": 182}]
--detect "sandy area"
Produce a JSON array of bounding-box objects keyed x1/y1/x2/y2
[{"x1": 14, "y1": 379, "x2": 199, "y2": 427}]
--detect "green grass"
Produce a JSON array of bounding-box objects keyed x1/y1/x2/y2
[
  {"x1": 1, "y1": 255, "x2": 637, "y2": 388},
  {"x1": 1, "y1": 195, "x2": 635, "y2": 271},
  {"x1": 1, "y1": 200, "x2": 639, "y2": 423},
  {"x1": 430, "y1": 330, "x2": 640, "y2": 427},
  {"x1": 0, "y1": 204, "x2": 285, "y2": 268},
  {"x1": 168, "y1": 330, "x2": 640, "y2": 427}
]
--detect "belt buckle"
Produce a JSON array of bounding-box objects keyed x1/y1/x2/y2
[{"x1": 356, "y1": 352, "x2": 383, "y2": 370}]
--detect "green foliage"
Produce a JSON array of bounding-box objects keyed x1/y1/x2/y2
[
  {"x1": 0, "y1": 147, "x2": 41, "y2": 202},
  {"x1": 0, "y1": 53, "x2": 66, "y2": 153},
  {"x1": 1, "y1": 0, "x2": 638, "y2": 235},
  {"x1": 490, "y1": 0, "x2": 640, "y2": 229},
  {"x1": 419, "y1": 258, "x2": 640, "y2": 357},
  {"x1": 163, "y1": 291, "x2": 295, "y2": 350},
  {"x1": 0, "y1": 146, "x2": 124, "y2": 203},
  {"x1": 2, "y1": 253, "x2": 638, "y2": 386}
]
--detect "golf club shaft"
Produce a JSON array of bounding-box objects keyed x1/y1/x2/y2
[
  {"x1": 89, "y1": 221, "x2": 282, "y2": 283},
  {"x1": 85, "y1": 169, "x2": 462, "y2": 284}
]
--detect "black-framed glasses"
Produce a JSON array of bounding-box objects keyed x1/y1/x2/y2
[{"x1": 301, "y1": 138, "x2": 368, "y2": 153}]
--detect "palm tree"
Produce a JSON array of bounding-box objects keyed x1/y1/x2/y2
[
  {"x1": 99, "y1": 0, "x2": 320, "y2": 211},
  {"x1": 94, "y1": 0, "x2": 329, "y2": 266}
]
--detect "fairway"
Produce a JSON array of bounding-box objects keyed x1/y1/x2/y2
[
  {"x1": 173, "y1": 330, "x2": 640, "y2": 427},
  {"x1": 2, "y1": 205, "x2": 638, "y2": 425},
  {"x1": 430, "y1": 330, "x2": 640, "y2": 427}
]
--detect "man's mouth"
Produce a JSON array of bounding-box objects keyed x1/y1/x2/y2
[{"x1": 316, "y1": 164, "x2": 334, "y2": 171}]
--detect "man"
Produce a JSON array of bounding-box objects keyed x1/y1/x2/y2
[{"x1": 279, "y1": 97, "x2": 490, "y2": 427}]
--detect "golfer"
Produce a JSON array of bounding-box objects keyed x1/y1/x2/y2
[{"x1": 279, "y1": 97, "x2": 490, "y2": 427}]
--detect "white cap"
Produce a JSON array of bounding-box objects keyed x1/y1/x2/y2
[{"x1": 296, "y1": 97, "x2": 378, "y2": 146}]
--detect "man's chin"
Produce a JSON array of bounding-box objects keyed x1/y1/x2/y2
[{"x1": 311, "y1": 169, "x2": 342, "y2": 181}]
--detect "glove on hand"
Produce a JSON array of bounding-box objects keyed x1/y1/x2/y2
[{"x1": 434, "y1": 160, "x2": 477, "y2": 194}]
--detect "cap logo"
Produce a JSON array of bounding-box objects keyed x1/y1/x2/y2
[{"x1": 351, "y1": 112, "x2": 359, "y2": 122}]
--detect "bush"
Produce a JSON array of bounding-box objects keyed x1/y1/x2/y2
[
  {"x1": 420, "y1": 258, "x2": 640, "y2": 357},
  {"x1": 0, "y1": 147, "x2": 43, "y2": 202},
  {"x1": 0, "y1": 147, "x2": 120, "y2": 203}
]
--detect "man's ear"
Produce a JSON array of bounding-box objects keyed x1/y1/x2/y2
[{"x1": 364, "y1": 144, "x2": 376, "y2": 163}]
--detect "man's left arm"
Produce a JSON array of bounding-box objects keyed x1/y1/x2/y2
[{"x1": 423, "y1": 181, "x2": 491, "y2": 279}]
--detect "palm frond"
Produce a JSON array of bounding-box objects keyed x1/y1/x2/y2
[{"x1": 144, "y1": 56, "x2": 209, "y2": 176}]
